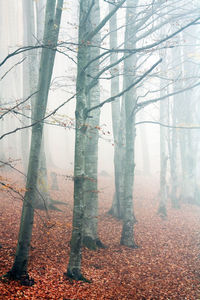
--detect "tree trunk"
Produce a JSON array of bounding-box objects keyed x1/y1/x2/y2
[
  {"x1": 140, "y1": 124, "x2": 151, "y2": 176},
  {"x1": 21, "y1": 0, "x2": 36, "y2": 173},
  {"x1": 170, "y1": 34, "x2": 182, "y2": 209},
  {"x1": 82, "y1": 0, "x2": 104, "y2": 250},
  {"x1": 67, "y1": 0, "x2": 126, "y2": 279},
  {"x1": 109, "y1": 99, "x2": 126, "y2": 219},
  {"x1": 66, "y1": 0, "x2": 91, "y2": 280},
  {"x1": 21, "y1": 0, "x2": 51, "y2": 210},
  {"x1": 120, "y1": 0, "x2": 138, "y2": 248},
  {"x1": 158, "y1": 48, "x2": 168, "y2": 217},
  {"x1": 178, "y1": 29, "x2": 198, "y2": 204},
  {"x1": 6, "y1": 0, "x2": 63, "y2": 280},
  {"x1": 108, "y1": 2, "x2": 123, "y2": 219}
]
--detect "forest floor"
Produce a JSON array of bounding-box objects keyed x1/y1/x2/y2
[{"x1": 0, "y1": 169, "x2": 200, "y2": 299}]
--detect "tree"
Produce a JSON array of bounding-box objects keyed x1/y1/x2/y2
[
  {"x1": 178, "y1": 27, "x2": 200, "y2": 205},
  {"x1": 158, "y1": 49, "x2": 168, "y2": 218},
  {"x1": 169, "y1": 32, "x2": 182, "y2": 209},
  {"x1": 119, "y1": 0, "x2": 139, "y2": 247},
  {"x1": 21, "y1": 0, "x2": 36, "y2": 172},
  {"x1": 108, "y1": 1, "x2": 125, "y2": 219},
  {"x1": 0, "y1": 1, "x2": 23, "y2": 163},
  {"x1": 4, "y1": 0, "x2": 64, "y2": 283},
  {"x1": 107, "y1": 0, "x2": 200, "y2": 220},
  {"x1": 82, "y1": 0, "x2": 105, "y2": 250},
  {"x1": 21, "y1": 0, "x2": 55, "y2": 210},
  {"x1": 66, "y1": 0, "x2": 126, "y2": 281},
  {"x1": 66, "y1": 0, "x2": 97, "y2": 281},
  {"x1": 0, "y1": 0, "x2": 199, "y2": 284}
]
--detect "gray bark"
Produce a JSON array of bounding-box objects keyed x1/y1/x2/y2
[
  {"x1": 109, "y1": 98, "x2": 126, "y2": 219},
  {"x1": 0, "y1": 99, "x2": 6, "y2": 161},
  {"x1": 66, "y1": 0, "x2": 91, "y2": 280},
  {"x1": 178, "y1": 29, "x2": 198, "y2": 204},
  {"x1": 120, "y1": 0, "x2": 138, "y2": 248},
  {"x1": 22, "y1": 0, "x2": 52, "y2": 209},
  {"x1": 140, "y1": 124, "x2": 151, "y2": 176},
  {"x1": 108, "y1": 2, "x2": 125, "y2": 219},
  {"x1": 7, "y1": 0, "x2": 63, "y2": 280},
  {"x1": 0, "y1": 1, "x2": 23, "y2": 163},
  {"x1": 67, "y1": 0, "x2": 126, "y2": 279},
  {"x1": 82, "y1": 0, "x2": 104, "y2": 250},
  {"x1": 170, "y1": 34, "x2": 182, "y2": 209},
  {"x1": 158, "y1": 48, "x2": 168, "y2": 217},
  {"x1": 21, "y1": 0, "x2": 36, "y2": 172},
  {"x1": 20, "y1": 1, "x2": 40, "y2": 183}
]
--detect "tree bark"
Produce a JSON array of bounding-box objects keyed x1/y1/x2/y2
[
  {"x1": 120, "y1": 0, "x2": 138, "y2": 248},
  {"x1": 170, "y1": 33, "x2": 181, "y2": 209},
  {"x1": 108, "y1": 2, "x2": 125, "y2": 219},
  {"x1": 66, "y1": 0, "x2": 91, "y2": 280},
  {"x1": 158, "y1": 47, "x2": 168, "y2": 217},
  {"x1": 178, "y1": 28, "x2": 198, "y2": 205},
  {"x1": 67, "y1": 0, "x2": 126, "y2": 279},
  {"x1": 7, "y1": 0, "x2": 63, "y2": 280},
  {"x1": 82, "y1": 0, "x2": 104, "y2": 250}
]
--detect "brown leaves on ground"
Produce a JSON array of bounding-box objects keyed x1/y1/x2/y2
[{"x1": 0, "y1": 172, "x2": 200, "y2": 299}]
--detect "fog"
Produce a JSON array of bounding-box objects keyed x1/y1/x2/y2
[
  {"x1": 0, "y1": 0, "x2": 200, "y2": 298},
  {"x1": 0, "y1": 0, "x2": 164, "y2": 175}
]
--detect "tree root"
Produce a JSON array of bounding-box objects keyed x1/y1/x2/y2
[
  {"x1": 107, "y1": 208, "x2": 122, "y2": 220},
  {"x1": 96, "y1": 238, "x2": 107, "y2": 249},
  {"x1": 64, "y1": 270, "x2": 92, "y2": 283},
  {"x1": 34, "y1": 201, "x2": 65, "y2": 211},
  {"x1": 120, "y1": 241, "x2": 139, "y2": 249},
  {"x1": 83, "y1": 236, "x2": 107, "y2": 250},
  {"x1": 1, "y1": 271, "x2": 35, "y2": 286},
  {"x1": 20, "y1": 274, "x2": 35, "y2": 286},
  {"x1": 157, "y1": 204, "x2": 167, "y2": 219}
]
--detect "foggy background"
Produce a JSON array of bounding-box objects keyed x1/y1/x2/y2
[{"x1": 0, "y1": 0, "x2": 200, "y2": 184}]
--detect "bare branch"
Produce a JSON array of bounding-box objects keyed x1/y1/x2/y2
[
  {"x1": 0, "y1": 91, "x2": 38, "y2": 120},
  {"x1": 0, "y1": 58, "x2": 26, "y2": 81},
  {"x1": 83, "y1": 15, "x2": 200, "y2": 71},
  {"x1": 0, "y1": 182, "x2": 24, "y2": 199},
  {"x1": 86, "y1": 52, "x2": 132, "y2": 93},
  {"x1": 86, "y1": 0, "x2": 126, "y2": 41},
  {"x1": 136, "y1": 81, "x2": 200, "y2": 111},
  {"x1": 135, "y1": 120, "x2": 200, "y2": 130},
  {"x1": 0, "y1": 93, "x2": 76, "y2": 140},
  {"x1": 0, "y1": 160, "x2": 26, "y2": 177},
  {"x1": 86, "y1": 58, "x2": 162, "y2": 116}
]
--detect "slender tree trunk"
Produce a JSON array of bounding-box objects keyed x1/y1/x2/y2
[
  {"x1": 67, "y1": 0, "x2": 126, "y2": 279},
  {"x1": 170, "y1": 96, "x2": 179, "y2": 209},
  {"x1": 140, "y1": 124, "x2": 151, "y2": 176},
  {"x1": 178, "y1": 29, "x2": 198, "y2": 204},
  {"x1": 35, "y1": 0, "x2": 52, "y2": 209},
  {"x1": 120, "y1": 0, "x2": 138, "y2": 248},
  {"x1": 6, "y1": 0, "x2": 63, "y2": 281},
  {"x1": 108, "y1": 2, "x2": 123, "y2": 218},
  {"x1": 21, "y1": 0, "x2": 36, "y2": 173},
  {"x1": 0, "y1": 100, "x2": 6, "y2": 162},
  {"x1": 158, "y1": 49, "x2": 168, "y2": 217},
  {"x1": 66, "y1": 0, "x2": 91, "y2": 280},
  {"x1": 0, "y1": 2, "x2": 7, "y2": 163},
  {"x1": 170, "y1": 34, "x2": 182, "y2": 209},
  {"x1": 0, "y1": 1, "x2": 22, "y2": 163},
  {"x1": 109, "y1": 99, "x2": 126, "y2": 218},
  {"x1": 82, "y1": 0, "x2": 105, "y2": 250},
  {"x1": 21, "y1": 0, "x2": 50, "y2": 209},
  {"x1": 158, "y1": 107, "x2": 168, "y2": 216}
]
